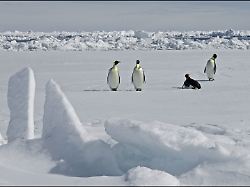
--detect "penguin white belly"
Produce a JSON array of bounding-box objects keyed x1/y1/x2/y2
[
  {"x1": 206, "y1": 61, "x2": 215, "y2": 79},
  {"x1": 132, "y1": 68, "x2": 144, "y2": 89},
  {"x1": 108, "y1": 69, "x2": 120, "y2": 89}
]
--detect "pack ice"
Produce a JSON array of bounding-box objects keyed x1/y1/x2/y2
[{"x1": 7, "y1": 67, "x2": 35, "y2": 142}]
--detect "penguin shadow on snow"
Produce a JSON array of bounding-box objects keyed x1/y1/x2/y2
[
  {"x1": 172, "y1": 86, "x2": 186, "y2": 89},
  {"x1": 83, "y1": 89, "x2": 134, "y2": 92},
  {"x1": 196, "y1": 79, "x2": 211, "y2": 82},
  {"x1": 172, "y1": 79, "x2": 213, "y2": 90},
  {"x1": 172, "y1": 86, "x2": 194, "y2": 90},
  {"x1": 172, "y1": 86, "x2": 200, "y2": 90}
]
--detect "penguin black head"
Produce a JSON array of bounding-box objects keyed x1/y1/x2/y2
[
  {"x1": 136, "y1": 60, "x2": 140, "y2": 64},
  {"x1": 212, "y1": 54, "x2": 217, "y2": 59},
  {"x1": 185, "y1": 74, "x2": 190, "y2": 79},
  {"x1": 114, "y1": 61, "x2": 120, "y2": 65}
]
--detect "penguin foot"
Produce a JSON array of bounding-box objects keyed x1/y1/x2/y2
[
  {"x1": 136, "y1": 89, "x2": 142, "y2": 91},
  {"x1": 209, "y1": 78, "x2": 214, "y2": 81},
  {"x1": 111, "y1": 88, "x2": 117, "y2": 91}
]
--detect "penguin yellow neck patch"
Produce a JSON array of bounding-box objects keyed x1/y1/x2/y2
[
  {"x1": 113, "y1": 65, "x2": 118, "y2": 71},
  {"x1": 136, "y1": 64, "x2": 141, "y2": 69}
]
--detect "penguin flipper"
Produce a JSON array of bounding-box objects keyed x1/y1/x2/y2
[
  {"x1": 143, "y1": 71, "x2": 146, "y2": 83},
  {"x1": 214, "y1": 63, "x2": 216, "y2": 74},
  {"x1": 119, "y1": 74, "x2": 121, "y2": 84},
  {"x1": 107, "y1": 69, "x2": 111, "y2": 84},
  {"x1": 204, "y1": 67, "x2": 206, "y2": 73}
]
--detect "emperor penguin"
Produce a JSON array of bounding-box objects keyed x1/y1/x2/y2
[
  {"x1": 182, "y1": 74, "x2": 201, "y2": 89},
  {"x1": 132, "y1": 60, "x2": 146, "y2": 91},
  {"x1": 204, "y1": 54, "x2": 217, "y2": 81},
  {"x1": 107, "y1": 60, "x2": 120, "y2": 91}
]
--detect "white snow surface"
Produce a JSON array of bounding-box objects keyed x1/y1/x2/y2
[
  {"x1": 105, "y1": 119, "x2": 229, "y2": 176},
  {"x1": 42, "y1": 79, "x2": 121, "y2": 177},
  {"x1": 42, "y1": 79, "x2": 94, "y2": 145},
  {"x1": 7, "y1": 67, "x2": 35, "y2": 142},
  {"x1": 125, "y1": 166, "x2": 180, "y2": 186},
  {"x1": 1, "y1": 29, "x2": 250, "y2": 51},
  {"x1": 0, "y1": 49, "x2": 249, "y2": 185},
  {"x1": 0, "y1": 133, "x2": 5, "y2": 146}
]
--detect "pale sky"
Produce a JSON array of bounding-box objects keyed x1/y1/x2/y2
[{"x1": 0, "y1": 1, "x2": 249, "y2": 32}]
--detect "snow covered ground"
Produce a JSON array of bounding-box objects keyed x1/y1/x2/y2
[{"x1": 0, "y1": 49, "x2": 250, "y2": 185}]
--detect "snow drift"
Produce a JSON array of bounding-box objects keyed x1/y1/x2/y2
[
  {"x1": 125, "y1": 166, "x2": 180, "y2": 186},
  {"x1": 105, "y1": 119, "x2": 230, "y2": 175},
  {"x1": 7, "y1": 67, "x2": 35, "y2": 142}
]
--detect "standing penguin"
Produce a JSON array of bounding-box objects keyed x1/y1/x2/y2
[
  {"x1": 204, "y1": 54, "x2": 217, "y2": 81},
  {"x1": 107, "y1": 60, "x2": 120, "y2": 91},
  {"x1": 132, "y1": 60, "x2": 146, "y2": 91}
]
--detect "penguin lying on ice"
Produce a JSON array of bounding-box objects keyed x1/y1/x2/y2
[
  {"x1": 182, "y1": 74, "x2": 201, "y2": 89},
  {"x1": 107, "y1": 61, "x2": 120, "y2": 91},
  {"x1": 132, "y1": 60, "x2": 146, "y2": 91}
]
